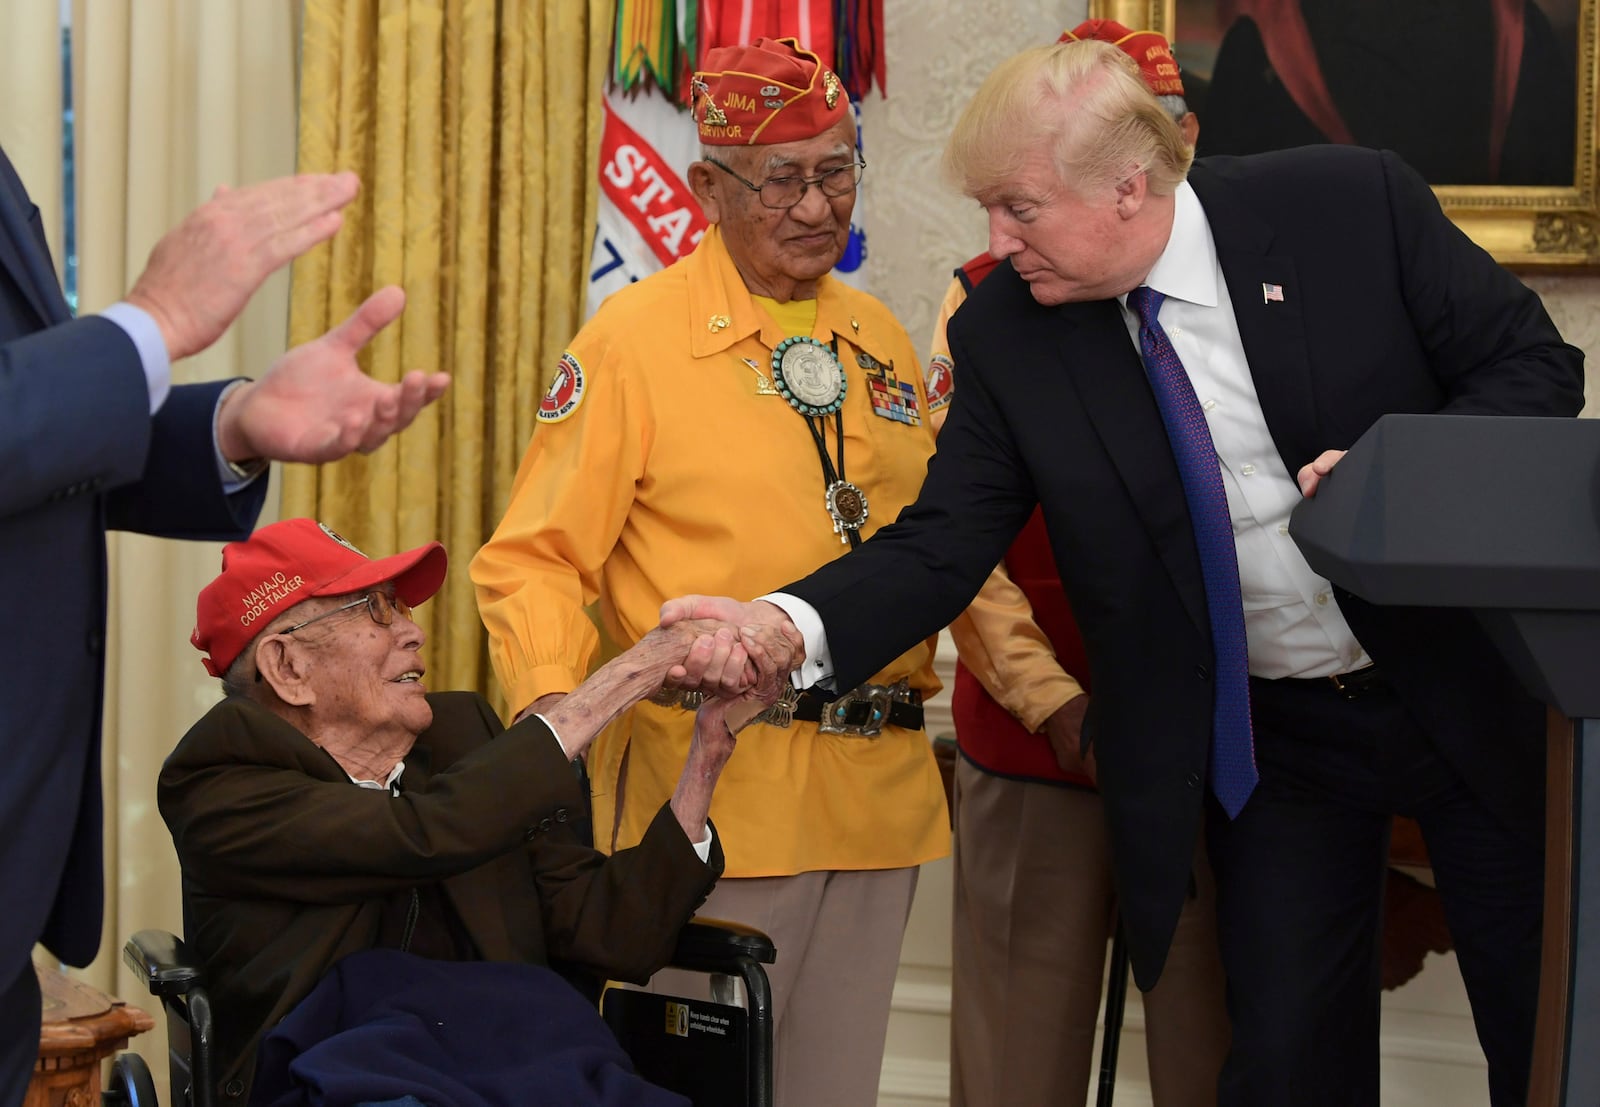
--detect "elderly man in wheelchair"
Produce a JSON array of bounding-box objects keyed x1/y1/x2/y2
[{"x1": 129, "y1": 518, "x2": 790, "y2": 1107}]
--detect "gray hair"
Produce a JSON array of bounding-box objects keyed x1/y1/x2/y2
[
  {"x1": 1155, "y1": 93, "x2": 1190, "y2": 126},
  {"x1": 216, "y1": 595, "x2": 332, "y2": 701}
]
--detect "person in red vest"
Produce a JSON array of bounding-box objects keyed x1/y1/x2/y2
[{"x1": 924, "y1": 22, "x2": 1228, "y2": 1107}]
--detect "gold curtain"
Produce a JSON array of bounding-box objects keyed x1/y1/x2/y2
[{"x1": 285, "y1": 0, "x2": 615, "y2": 707}]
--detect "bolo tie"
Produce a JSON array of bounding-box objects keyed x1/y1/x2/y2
[{"x1": 770, "y1": 334, "x2": 868, "y2": 547}]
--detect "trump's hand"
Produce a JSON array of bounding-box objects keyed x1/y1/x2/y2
[
  {"x1": 659, "y1": 595, "x2": 803, "y2": 692},
  {"x1": 126, "y1": 172, "x2": 361, "y2": 362},
  {"x1": 214, "y1": 286, "x2": 450, "y2": 465},
  {"x1": 1297, "y1": 449, "x2": 1347, "y2": 497}
]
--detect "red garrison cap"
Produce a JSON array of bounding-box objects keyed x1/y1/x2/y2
[{"x1": 691, "y1": 37, "x2": 850, "y2": 146}]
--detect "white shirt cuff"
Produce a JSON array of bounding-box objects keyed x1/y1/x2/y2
[
  {"x1": 100, "y1": 301, "x2": 171, "y2": 415},
  {"x1": 758, "y1": 592, "x2": 834, "y2": 689},
  {"x1": 692, "y1": 826, "x2": 714, "y2": 865}
]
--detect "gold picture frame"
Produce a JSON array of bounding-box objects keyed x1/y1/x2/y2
[{"x1": 1093, "y1": 0, "x2": 1600, "y2": 268}]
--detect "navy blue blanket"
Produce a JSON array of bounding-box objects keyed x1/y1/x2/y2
[{"x1": 250, "y1": 950, "x2": 689, "y2": 1107}]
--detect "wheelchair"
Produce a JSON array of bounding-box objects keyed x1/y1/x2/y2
[
  {"x1": 105, "y1": 755, "x2": 775, "y2": 1106},
  {"x1": 106, "y1": 916, "x2": 775, "y2": 1107}
]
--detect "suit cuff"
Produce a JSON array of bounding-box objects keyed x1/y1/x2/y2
[
  {"x1": 533, "y1": 712, "x2": 570, "y2": 758},
  {"x1": 99, "y1": 301, "x2": 171, "y2": 415}
]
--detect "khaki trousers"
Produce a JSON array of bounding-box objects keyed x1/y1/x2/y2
[
  {"x1": 646, "y1": 866, "x2": 919, "y2": 1106},
  {"x1": 951, "y1": 757, "x2": 1230, "y2": 1107}
]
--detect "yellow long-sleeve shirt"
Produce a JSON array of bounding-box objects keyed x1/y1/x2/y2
[{"x1": 473, "y1": 226, "x2": 948, "y2": 877}]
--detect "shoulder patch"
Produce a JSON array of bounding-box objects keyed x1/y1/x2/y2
[
  {"x1": 925, "y1": 353, "x2": 954, "y2": 412},
  {"x1": 538, "y1": 352, "x2": 587, "y2": 423}
]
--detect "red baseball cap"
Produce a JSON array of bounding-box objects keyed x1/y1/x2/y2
[
  {"x1": 192, "y1": 518, "x2": 447, "y2": 677},
  {"x1": 691, "y1": 37, "x2": 849, "y2": 146},
  {"x1": 1060, "y1": 19, "x2": 1186, "y2": 98}
]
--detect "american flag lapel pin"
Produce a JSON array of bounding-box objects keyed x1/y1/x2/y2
[{"x1": 1262, "y1": 282, "x2": 1285, "y2": 304}]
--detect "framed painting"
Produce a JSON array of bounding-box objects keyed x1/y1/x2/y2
[{"x1": 1093, "y1": 0, "x2": 1600, "y2": 267}]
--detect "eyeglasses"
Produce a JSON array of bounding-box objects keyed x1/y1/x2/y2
[
  {"x1": 704, "y1": 156, "x2": 866, "y2": 210},
  {"x1": 274, "y1": 590, "x2": 412, "y2": 637}
]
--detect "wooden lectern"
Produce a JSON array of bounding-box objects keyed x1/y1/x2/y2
[{"x1": 1291, "y1": 413, "x2": 1600, "y2": 1107}]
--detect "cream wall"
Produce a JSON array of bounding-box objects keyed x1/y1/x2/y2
[{"x1": 859, "y1": 1, "x2": 1600, "y2": 1104}]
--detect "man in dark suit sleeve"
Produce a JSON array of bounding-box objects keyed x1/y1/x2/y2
[
  {"x1": 0, "y1": 144, "x2": 449, "y2": 1107},
  {"x1": 663, "y1": 40, "x2": 1584, "y2": 1107}
]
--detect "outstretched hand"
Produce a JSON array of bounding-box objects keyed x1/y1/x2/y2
[
  {"x1": 127, "y1": 172, "x2": 361, "y2": 362},
  {"x1": 215, "y1": 286, "x2": 450, "y2": 465}
]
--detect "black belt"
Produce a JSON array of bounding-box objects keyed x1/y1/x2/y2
[
  {"x1": 792, "y1": 688, "x2": 924, "y2": 732},
  {"x1": 1258, "y1": 664, "x2": 1388, "y2": 702}
]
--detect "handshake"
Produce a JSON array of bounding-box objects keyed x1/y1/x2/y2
[
  {"x1": 519, "y1": 597, "x2": 803, "y2": 764},
  {"x1": 654, "y1": 596, "x2": 808, "y2": 729},
  {"x1": 517, "y1": 597, "x2": 805, "y2": 847}
]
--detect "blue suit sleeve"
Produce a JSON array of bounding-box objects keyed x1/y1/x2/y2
[
  {"x1": 106, "y1": 380, "x2": 267, "y2": 541},
  {"x1": 0, "y1": 315, "x2": 154, "y2": 519}
]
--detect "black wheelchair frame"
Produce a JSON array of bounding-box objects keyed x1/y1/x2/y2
[{"x1": 107, "y1": 919, "x2": 776, "y2": 1107}]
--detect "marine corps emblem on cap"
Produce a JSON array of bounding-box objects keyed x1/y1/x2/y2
[
  {"x1": 691, "y1": 75, "x2": 729, "y2": 127},
  {"x1": 691, "y1": 37, "x2": 849, "y2": 146}
]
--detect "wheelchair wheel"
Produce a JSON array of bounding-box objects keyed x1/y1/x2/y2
[{"x1": 105, "y1": 1052, "x2": 160, "y2": 1107}]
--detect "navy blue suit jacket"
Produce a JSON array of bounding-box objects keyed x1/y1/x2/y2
[
  {"x1": 783, "y1": 146, "x2": 1586, "y2": 989},
  {"x1": 0, "y1": 146, "x2": 265, "y2": 972}
]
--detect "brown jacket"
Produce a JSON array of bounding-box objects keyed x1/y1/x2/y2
[{"x1": 159, "y1": 691, "x2": 721, "y2": 1103}]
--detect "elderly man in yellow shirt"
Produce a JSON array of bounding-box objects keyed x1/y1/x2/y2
[{"x1": 472, "y1": 36, "x2": 948, "y2": 1107}]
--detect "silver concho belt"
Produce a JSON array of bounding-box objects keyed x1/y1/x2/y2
[{"x1": 650, "y1": 679, "x2": 922, "y2": 738}]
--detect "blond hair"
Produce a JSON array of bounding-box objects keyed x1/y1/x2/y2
[{"x1": 945, "y1": 40, "x2": 1193, "y2": 199}]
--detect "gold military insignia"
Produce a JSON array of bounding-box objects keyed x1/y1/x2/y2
[
  {"x1": 823, "y1": 70, "x2": 842, "y2": 109},
  {"x1": 741, "y1": 357, "x2": 780, "y2": 395},
  {"x1": 691, "y1": 76, "x2": 728, "y2": 126}
]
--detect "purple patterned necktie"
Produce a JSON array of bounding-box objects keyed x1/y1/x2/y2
[{"x1": 1126, "y1": 286, "x2": 1257, "y2": 818}]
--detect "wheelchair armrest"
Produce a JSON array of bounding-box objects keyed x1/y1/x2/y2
[
  {"x1": 672, "y1": 915, "x2": 777, "y2": 970},
  {"x1": 124, "y1": 928, "x2": 204, "y2": 998}
]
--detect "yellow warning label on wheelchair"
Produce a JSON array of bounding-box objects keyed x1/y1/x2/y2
[{"x1": 664, "y1": 1001, "x2": 690, "y2": 1037}]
